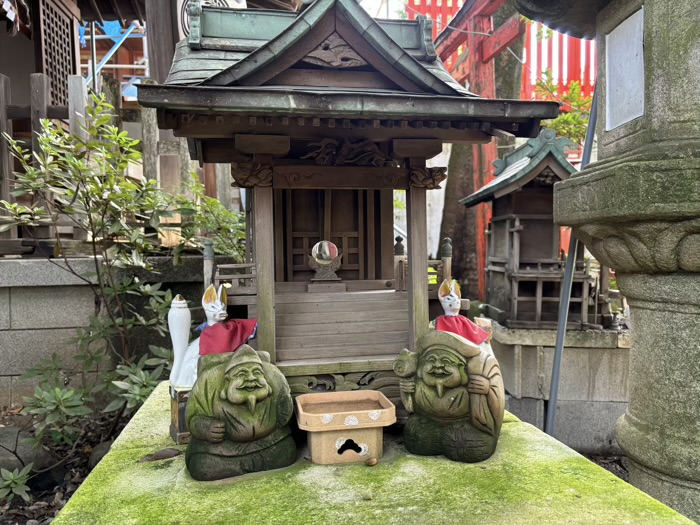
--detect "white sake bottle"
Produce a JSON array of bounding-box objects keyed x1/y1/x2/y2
[{"x1": 168, "y1": 295, "x2": 192, "y2": 389}]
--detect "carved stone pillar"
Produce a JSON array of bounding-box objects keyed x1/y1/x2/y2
[{"x1": 544, "y1": 0, "x2": 700, "y2": 519}]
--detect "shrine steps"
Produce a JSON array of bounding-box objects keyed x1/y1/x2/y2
[{"x1": 273, "y1": 290, "x2": 409, "y2": 375}]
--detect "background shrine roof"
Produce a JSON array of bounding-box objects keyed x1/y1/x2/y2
[
  {"x1": 514, "y1": 0, "x2": 611, "y2": 39},
  {"x1": 163, "y1": 0, "x2": 473, "y2": 97},
  {"x1": 460, "y1": 128, "x2": 576, "y2": 207}
]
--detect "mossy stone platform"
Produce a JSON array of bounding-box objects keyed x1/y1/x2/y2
[{"x1": 54, "y1": 383, "x2": 693, "y2": 525}]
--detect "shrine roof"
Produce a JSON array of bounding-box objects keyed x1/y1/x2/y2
[
  {"x1": 460, "y1": 128, "x2": 577, "y2": 207},
  {"x1": 159, "y1": 0, "x2": 470, "y2": 96},
  {"x1": 138, "y1": 0, "x2": 559, "y2": 142},
  {"x1": 514, "y1": 0, "x2": 611, "y2": 39}
]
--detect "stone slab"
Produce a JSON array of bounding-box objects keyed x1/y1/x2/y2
[
  {"x1": 0, "y1": 255, "x2": 226, "y2": 288},
  {"x1": 0, "y1": 376, "x2": 11, "y2": 407},
  {"x1": 0, "y1": 259, "x2": 98, "y2": 287},
  {"x1": 0, "y1": 288, "x2": 9, "y2": 330},
  {"x1": 493, "y1": 323, "x2": 620, "y2": 349},
  {"x1": 540, "y1": 346, "x2": 629, "y2": 403},
  {"x1": 553, "y1": 400, "x2": 628, "y2": 455},
  {"x1": 492, "y1": 342, "x2": 629, "y2": 402},
  {"x1": 10, "y1": 286, "x2": 95, "y2": 330},
  {"x1": 505, "y1": 396, "x2": 544, "y2": 430},
  {"x1": 10, "y1": 375, "x2": 39, "y2": 407},
  {"x1": 0, "y1": 328, "x2": 77, "y2": 375},
  {"x1": 52, "y1": 382, "x2": 692, "y2": 525}
]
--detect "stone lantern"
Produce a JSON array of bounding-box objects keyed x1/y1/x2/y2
[{"x1": 515, "y1": 0, "x2": 700, "y2": 520}]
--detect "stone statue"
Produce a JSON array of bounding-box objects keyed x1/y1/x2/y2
[
  {"x1": 185, "y1": 345, "x2": 297, "y2": 481},
  {"x1": 393, "y1": 329, "x2": 505, "y2": 463},
  {"x1": 168, "y1": 284, "x2": 257, "y2": 389}
]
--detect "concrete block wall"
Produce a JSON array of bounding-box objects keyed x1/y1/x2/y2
[
  {"x1": 493, "y1": 323, "x2": 631, "y2": 454},
  {"x1": 0, "y1": 257, "x2": 212, "y2": 407},
  {"x1": 0, "y1": 259, "x2": 97, "y2": 407}
]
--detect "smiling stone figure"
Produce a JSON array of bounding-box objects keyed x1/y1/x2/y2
[
  {"x1": 394, "y1": 330, "x2": 505, "y2": 463},
  {"x1": 185, "y1": 345, "x2": 297, "y2": 481}
]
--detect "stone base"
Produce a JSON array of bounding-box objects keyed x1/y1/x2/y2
[
  {"x1": 505, "y1": 397, "x2": 544, "y2": 429},
  {"x1": 505, "y1": 397, "x2": 625, "y2": 454},
  {"x1": 52, "y1": 382, "x2": 693, "y2": 525},
  {"x1": 307, "y1": 282, "x2": 347, "y2": 293},
  {"x1": 492, "y1": 323, "x2": 629, "y2": 454},
  {"x1": 628, "y1": 459, "x2": 700, "y2": 523},
  {"x1": 552, "y1": 400, "x2": 625, "y2": 455}
]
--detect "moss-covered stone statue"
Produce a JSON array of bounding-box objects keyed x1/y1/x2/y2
[
  {"x1": 394, "y1": 330, "x2": 505, "y2": 463},
  {"x1": 185, "y1": 345, "x2": 297, "y2": 481}
]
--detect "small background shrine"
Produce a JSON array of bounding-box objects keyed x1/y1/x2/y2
[
  {"x1": 462, "y1": 128, "x2": 613, "y2": 330},
  {"x1": 137, "y1": 0, "x2": 557, "y2": 402},
  {"x1": 462, "y1": 128, "x2": 628, "y2": 454}
]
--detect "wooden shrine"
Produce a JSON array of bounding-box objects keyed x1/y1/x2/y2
[
  {"x1": 137, "y1": 0, "x2": 558, "y2": 396},
  {"x1": 461, "y1": 129, "x2": 610, "y2": 329}
]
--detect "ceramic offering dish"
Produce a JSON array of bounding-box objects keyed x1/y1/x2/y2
[{"x1": 296, "y1": 391, "x2": 396, "y2": 464}]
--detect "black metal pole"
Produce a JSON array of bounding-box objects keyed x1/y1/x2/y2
[{"x1": 544, "y1": 86, "x2": 598, "y2": 436}]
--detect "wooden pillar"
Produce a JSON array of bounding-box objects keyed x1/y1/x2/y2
[
  {"x1": 253, "y1": 184, "x2": 276, "y2": 362},
  {"x1": 30, "y1": 74, "x2": 48, "y2": 165},
  {"x1": 67, "y1": 76, "x2": 89, "y2": 241},
  {"x1": 30, "y1": 74, "x2": 54, "y2": 239},
  {"x1": 407, "y1": 162, "x2": 429, "y2": 350},
  {"x1": 141, "y1": 80, "x2": 159, "y2": 183},
  {"x1": 145, "y1": 0, "x2": 176, "y2": 85},
  {"x1": 203, "y1": 164, "x2": 218, "y2": 198},
  {"x1": 68, "y1": 75, "x2": 87, "y2": 139},
  {"x1": 0, "y1": 74, "x2": 14, "y2": 239}
]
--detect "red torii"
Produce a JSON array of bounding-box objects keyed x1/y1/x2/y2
[{"x1": 437, "y1": 0, "x2": 525, "y2": 301}]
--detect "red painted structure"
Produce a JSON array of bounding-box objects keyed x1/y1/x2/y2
[
  {"x1": 520, "y1": 22, "x2": 597, "y2": 101},
  {"x1": 405, "y1": 0, "x2": 595, "y2": 301}
]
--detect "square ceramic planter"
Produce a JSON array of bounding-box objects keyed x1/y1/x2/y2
[{"x1": 296, "y1": 391, "x2": 396, "y2": 465}]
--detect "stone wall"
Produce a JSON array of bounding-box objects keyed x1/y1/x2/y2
[
  {"x1": 0, "y1": 257, "x2": 210, "y2": 407},
  {"x1": 492, "y1": 322, "x2": 631, "y2": 454}
]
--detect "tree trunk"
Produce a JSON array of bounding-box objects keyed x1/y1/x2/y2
[
  {"x1": 440, "y1": 0, "x2": 524, "y2": 300},
  {"x1": 439, "y1": 143, "x2": 479, "y2": 296}
]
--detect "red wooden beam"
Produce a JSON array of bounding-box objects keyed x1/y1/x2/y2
[
  {"x1": 435, "y1": 0, "x2": 507, "y2": 61},
  {"x1": 451, "y1": 52, "x2": 473, "y2": 84},
  {"x1": 480, "y1": 14, "x2": 526, "y2": 63}
]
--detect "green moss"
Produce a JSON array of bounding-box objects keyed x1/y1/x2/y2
[
  {"x1": 54, "y1": 410, "x2": 692, "y2": 525},
  {"x1": 110, "y1": 382, "x2": 174, "y2": 453}
]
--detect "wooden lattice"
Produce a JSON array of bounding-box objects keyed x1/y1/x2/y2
[{"x1": 40, "y1": 0, "x2": 78, "y2": 106}]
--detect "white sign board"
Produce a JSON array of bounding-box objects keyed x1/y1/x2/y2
[{"x1": 605, "y1": 7, "x2": 645, "y2": 131}]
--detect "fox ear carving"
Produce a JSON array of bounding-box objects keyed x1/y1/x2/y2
[
  {"x1": 438, "y1": 279, "x2": 461, "y2": 299},
  {"x1": 203, "y1": 284, "x2": 218, "y2": 305},
  {"x1": 217, "y1": 284, "x2": 228, "y2": 306},
  {"x1": 450, "y1": 280, "x2": 461, "y2": 299},
  {"x1": 438, "y1": 280, "x2": 451, "y2": 299}
]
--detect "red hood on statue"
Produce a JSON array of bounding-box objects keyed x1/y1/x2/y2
[
  {"x1": 199, "y1": 319, "x2": 258, "y2": 356},
  {"x1": 435, "y1": 315, "x2": 490, "y2": 346}
]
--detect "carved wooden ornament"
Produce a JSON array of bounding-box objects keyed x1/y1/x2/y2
[
  {"x1": 410, "y1": 166, "x2": 447, "y2": 189},
  {"x1": 231, "y1": 162, "x2": 273, "y2": 187},
  {"x1": 301, "y1": 33, "x2": 368, "y2": 69}
]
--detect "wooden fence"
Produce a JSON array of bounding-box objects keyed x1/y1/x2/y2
[
  {"x1": 0, "y1": 73, "x2": 88, "y2": 253},
  {"x1": 0, "y1": 72, "x2": 182, "y2": 257}
]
